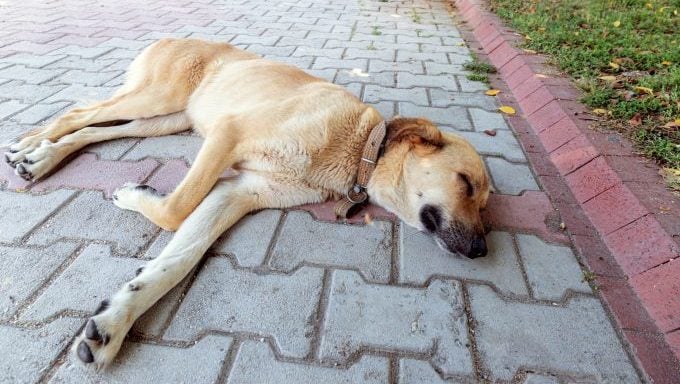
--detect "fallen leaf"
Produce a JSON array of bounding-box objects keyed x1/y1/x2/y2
[
  {"x1": 598, "y1": 75, "x2": 617, "y2": 82},
  {"x1": 676, "y1": 118, "x2": 680, "y2": 125},
  {"x1": 498, "y1": 106, "x2": 516, "y2": 115},
  {"x1": 664, "y1": 120, "x2": 680, "y2": 128},
  {"x1": 483, "y1": 129, "x2": 497, "y2": 136},
  {"x1": 485, "y1": 89, "x2": 500, "y2": 96},
  {"x1": 659, "y1": 206, "x2": 671, "y2": 212},
  {"x1": 523, "y1": 49, "x2": 537, "y2": 54},
  {"x1": 662, "y1": 60, "x2": 672, "y2": 66},
  {"x1": 613, "y1": 20, "x2": 621, "y2": 27},
  {"x1": 592, "y1": 108, "x2": 610, "y2": 116},
  {"x1": 629, "y1": 113, "x2": 642, "y2": 126},
  {"x1": 633, "y1": 86, "x2": 654, "y2": 95},
  {"x1": 608, "y1": 62, "x2": 620, "y2": 70}
]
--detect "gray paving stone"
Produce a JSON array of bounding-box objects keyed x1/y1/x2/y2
[
  {"x1": 0, "y1": 80, "x2": 67, "y2": 103},
  {"x1": 165, "y1": 257, "x2": 323, "y2": 358},
  {"x1": 0, "y1": 189, "x2": 75, "y2": 243},
  {"x1": 397, "y1": 51, "x2": 449, "y2": 64},
  {"x1": 345, "y1": 47, "x2": 395, "y2": 61},
  {"x1": 270, "y1": 211, "x2": 392, "y2": 283},
  {"x1": 28, "y1": 191, "x2": 158, "y2": 255},
  {"x1": 122, "y1": 135, "x2": 203, "y2": 164},
  {"x1": 398, "y1": 103, "x2": 472, "y2": 131},
  {"x1": 468, "y1": 108, "x2": 510, "y2": 131},
  {"x1": 424, "y1": 62, "x2": 466, "y2": 75},
  {"x1": 364, "y1": 85, "x2": 428, "y2": 106},
  {"x1": 49, "y1": 45, "x2": 114, "y2": 59},
  {"x1": 83, "y1": 138, "x2": 140, "y2": 160},
  {"x1": 9, "y1": 101, "x2": 71, "y2": 125},
  {"x1": 277, "y1": 37, "x2": 327, "y2": 49},
  {"x1": 0, "y1": 242, "x2": 78, "y2": 319},
  {"x1": 517, "y1": 235, "x2": 592, "y2": 301},
  {"x1": 212, "y1": 209, "x2": 282, "y2": 267},
  {"x1": 0, "y1": 65, "x2": 65, "y2": 84},
  {"x1": 0, "y1": 318, "x2": 83, "y2": 384},
  {"x1": 42, "y1": 84, "x2": 114, "y2": 104},
  {"x1": 21, "y1": 244, "x2": 143, "y2": 321},
  {"x1": 368, "y1": 101, "x2": 396, "y2": 119},
  {"x1": 132, "y1": 269, "x2": 193, "y2": 337},
  {"x1": 335, "y1": 68, "x2": 394, "y2": 87},
  {"x1": 293, "y1": 47, "x2": 344, "y2": 59},
  {"x1": 399, "y1": 228, "x2": 528, "y2": 297},
  {"x1": 485, "y1": 157, "x2": 539, "y2": 195},
  {"x1": 55, "y1": 69, "x2": 123, "y2": 87},
  {"x1": 399, "y1": 359, "x2": 462, "y2": 384},
  {"x1": 456, "y1": 130, "x2": 526, "y2": 162},
  {"x1": 320, "y1": 270, "x2": 473, "y2": 376},
  {"x1": 397, "y1": 72, "x2": 458, "y2": 91},
  {"x1": 457, "y1": 75, "x2": 489, "y2": 92},
  {"x1": 0, "y1": 53, "x2": 67, "y2": 68},
  {"x1": 50, "y1": 335, "x2": 232, "y2": 384},
  {"x1": 228, "y1": 341, "x2": 389, "y2": 384},
  {"x1": 523, "y1": 374, "x2": 561, "y2": 384},
  {"x1": 313, "y1": 57, "x2": 369, "y2": 71},
  {"x1": 0, "y1": 99, "x2": 29, "y2": 120},
  {"x1": 469, "y1": 285, "x2": 640, "y2": 382},
  {"x1": 430, "y1": 88, "x2": 498, "y2": 110},
  {"x1": 369, "y1": 59, "x2": 425, "y2": 74},
  {"x1": 45, "y1": 55, "x2": 119, "y2": 72}
]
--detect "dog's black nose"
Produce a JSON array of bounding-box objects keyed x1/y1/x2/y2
[{"x1": 468, "y1": 235, "x2": 487, "y2": 258}]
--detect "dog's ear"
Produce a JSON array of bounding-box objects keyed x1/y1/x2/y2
[{"x1": 386, "y1": 117, "x2": 445, "y2": 149}]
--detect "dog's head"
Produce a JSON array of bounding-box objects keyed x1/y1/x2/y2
[{"x1": 368, "y1": 117, "x2": 490, "y2": 258}]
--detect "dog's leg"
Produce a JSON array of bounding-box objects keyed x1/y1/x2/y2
[
  {"x1": 113, "y1": 132, "x2": 236, "y2": 230},
  {"x1": 7, "y1": 112, "x2": 191, "y2": 181},
  {"x1": 72, "y1": 173, "x2": 323, "y2": 368}
]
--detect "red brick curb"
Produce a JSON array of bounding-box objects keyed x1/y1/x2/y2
[{"x1": 453, "y1": 0, "x2": 680, "y2": 382}]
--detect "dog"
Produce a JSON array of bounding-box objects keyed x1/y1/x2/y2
[{"x1": 4, "y1": 38, "x2": 490, "y2": 367}]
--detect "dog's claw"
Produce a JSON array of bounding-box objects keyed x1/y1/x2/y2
[
  {"x1": 16, "y1": 164, "x2": 32, "y2": 180},
  {"x1": 77, "y1": 340, "x2": 94, "y2": 363}
]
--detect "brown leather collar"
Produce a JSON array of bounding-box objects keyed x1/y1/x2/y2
[{"x1": 334, "y1": 120, "x2": 387, "y2": 218}]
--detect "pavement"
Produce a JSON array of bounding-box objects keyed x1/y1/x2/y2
[{"x1": 0, "y1": 0, "x2": 646, "y2": 383}]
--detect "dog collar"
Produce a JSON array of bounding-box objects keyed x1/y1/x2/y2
[{"x1": 334, "y1": 119, "x2": 387, "y2": 218}]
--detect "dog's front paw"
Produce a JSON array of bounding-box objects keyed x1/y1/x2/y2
[
  {"x1": 72, "y1": 300, "x2": 128, "y2": 368},
  {"x1": 113, "y1": 183, "x2": 162, "y2": 212},
  {"x1": 4, "y1": 136, "x2": 47, "y2": 167}
]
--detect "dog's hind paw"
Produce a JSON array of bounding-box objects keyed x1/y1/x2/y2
[{"x1": 113, "y1": 183, "x2": 163, "y2": 212}]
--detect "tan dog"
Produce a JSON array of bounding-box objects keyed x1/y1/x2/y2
[{"x1": 4, "y1": 38, "x2": 490, "y2": 367}]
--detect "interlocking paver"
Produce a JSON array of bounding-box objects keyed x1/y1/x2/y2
[
  {"x1": 398, "y1": 103, "x2": 472, "y2": 131},
  {"x1": 469, "y1": 107, "x2": 511, "y2": 131},
  {"x1": 398, "y1": 359, "x2": 456, "y2": 384},
  {"x1": 270, "y1": 211, "x2": 392, "y2": 283},
  {"x1": 213, "y1": 209, "x2": 282, "y2": 267},
  {"x1": 27, "y1": 191, "x2": 158, "y2": 255},
  {"x1": 470, "y1": 284, "x2": 640, "y2": 382},
  {"x1": 430, "y1": 88, "x2": 498, "y2": 110},
  {"x1": 0, "y1": 242, "x2": 78, "y2": 319},
  {"x1": 0, "y1": 189, "x2": 75, "y2": 243},
  {"x1": 320, "y1": 270, "x2": 473, "y2": 376},
  {"x1": 50, "y1": 335, "x2": 232, "y2": 383},
  {"x1": 517, "y1": 234, "x2": 592, "y2": 301},
  {"x1": 0, "y1": 65, "x2": 63, "y2": 84},
  {"x1": 0, "y1": 80, "x2": 67, "y2": 103},
  {"x1": 397, "y1": 72, "x2": 458, "y2": 91},
  {"x1": 165, "y1": 257, "x2": 323, "y2": 358},
  {"x1": 228, "y1": 341, "x2": 389, "y2": 383},
  {"x1": 363, "y1": 84, "x2": 428, "y2": 105},
  {"x1": 21, "y1": 244, "x2": 143, "y2": 321},
  {"x1": 400, "y1": 227, "x2": 528, "y2": 296},
  {"x1": 485, "y1": 157, "x2": 539, "y2": 195},
  {"x1": 8, "y1": 101, "x2": 71, "y2": 125},
  {"x1": 456, "y1": 130, "x2": 527, "y2": 162},
  {"x1": 122, "y1": 135, "x2": 203, "y2": 164},
  {"x1": 0, "y1": 318, "x2": 83, "y2": 384}
]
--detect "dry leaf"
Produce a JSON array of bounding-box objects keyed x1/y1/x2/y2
[
  {"x1": 592, "y1": 108, "x2": 610, "y2": 116},
  {"x1": 633, "y1": 86, "x2": 654, "y2": 95},
  {"x1": 608, "y1": 62, "x2": 620, "y2": 70},
  {"x1": 598, "y1": 75, "x2": 617, "y2": 82},
  {"x1": 659, "y1": 206, "x2": 671, "y2": 212},
  {"x1": 629, "y1": 113, "x2": 642, "y2": 126},
  {"x1": 662, "y1": 60, "x2": 672, "y2": 66},
  {"x1": 485, "y1": 89, "x2": 501, "y2": 96},
  {"x1": 498, "y1": 106, "x2": 516, "y2": 115},
  {"x1": 664, "y1": 119, "x2": 680, "y2": 128},
  {"x1": 523, "y1": 49, "x2": 537, "y2": 54},
  {"x1": 483, "y1": 129, "x2": 497, "y2": 136},
  {"x1": 613, "y1": 20, "x2": 621, "y2": 27}
]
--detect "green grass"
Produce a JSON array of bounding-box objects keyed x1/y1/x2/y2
[
  {"x1": 489, "y1": 0, "x2": 680, "y2": 169},
  {"x1": 371, "y1": 25, "x2": 382, "y2": 36},
  {"x1": 464, "y1": 56, "x2": 497, "y2": 84}
]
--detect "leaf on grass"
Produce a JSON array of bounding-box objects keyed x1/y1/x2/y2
[
  {"x1": 662, "y1": 60, "x2": 672, "y2": 66},
  {"x1": 608, "y1": 62, "x2": 620, "y2": 70},
  {"x1": 629, "y1": 113, "x2": 642, "y2": 126},
  {"x1": 663, "y1": 119, "x2": 680, "y2": 128},
  {"x1": 485, "y1": 89, "x2": 500, "y2": 96},
  {"x1": 613, "y1": 20, "x2": 621, "y2": 27},
  {"x1": 598, "y1": 75, "x2": 617, "y2": 82},
  {"x1": 592, "y1": 108, "x2": 610, "y2": 116},
  {"x1": 498, "y1": 106, "x2": 516, "y2": 115},
  {"x1": 633, "y1": 86, "x2": 654, "y2": 95}
]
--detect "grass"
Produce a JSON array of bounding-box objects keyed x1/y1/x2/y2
[
  {"x1": 371, "y1": 25, "x2": 382, "y2": 36},
  {"x1": 489, "y1": 0, "x2": 680, "y2": 171},
  {"x1": 464, "y1": 56, "x2": 497, "y2": 84}
]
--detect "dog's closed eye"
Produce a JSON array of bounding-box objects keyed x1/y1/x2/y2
[
  {"x1": 420, "y1": 204, "x2": 442, "y2": 232},
  {"x1": 458, "y1": 173, "x2": 474, "y2": 197}
]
